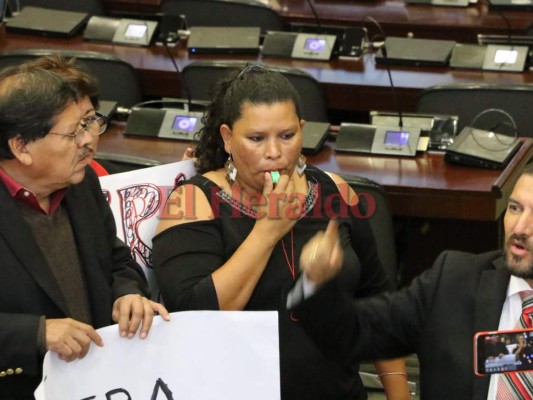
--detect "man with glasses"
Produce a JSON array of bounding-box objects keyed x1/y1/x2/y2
[
  {"x1": 50, "y1": 112, "x2": 107, "y2": 143},
  {"x1": 0, "y1": 61, "x2": 169, "y2": 399}
]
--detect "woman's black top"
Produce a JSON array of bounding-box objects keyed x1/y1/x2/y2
[{"x1": 153, "y1": 165, "x2": 390, "y2": 400}]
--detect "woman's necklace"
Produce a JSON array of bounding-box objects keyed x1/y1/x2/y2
[
  {"x1": 281, "y1": 229, "x2": 300, "y2": 322},
  {"x1": 280, "y1": 229, "x2": 295, "y2": 281}
]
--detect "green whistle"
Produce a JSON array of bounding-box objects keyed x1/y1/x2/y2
[{"x1": 271, "y1": 171, "x2": 280, "y2": 184}]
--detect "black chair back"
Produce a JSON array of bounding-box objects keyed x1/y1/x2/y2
[
  {"x1": 95, "y1": 152, "x2": 162, "y2": 174},
  {"x1": 161, "y1": 0, "x2": 286, "y2": 35},
  {"x1": 180, "y1": 60, "x2": 329, "y2": 122},
  {"x1": 0, "y1": 49, "x2": 143, "y2": 108},
  {"x1": 416, "y1": 83, "x2": 533, "y2": 137},
  {"x1": 339, "y1": 174, "x2": 399, "y2": 287}
]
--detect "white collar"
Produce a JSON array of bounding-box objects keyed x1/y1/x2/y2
[{"x1": 507, "y1": 275, "x2": 533, "y2": 299}]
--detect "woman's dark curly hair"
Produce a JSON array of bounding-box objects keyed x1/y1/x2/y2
[{"x1": 193, "y1": 64, "x2": 302, "y2": 173}]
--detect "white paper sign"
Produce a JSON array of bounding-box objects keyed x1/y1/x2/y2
[
  {"x1": 99, "y1": 160, "x2": 197, "y2": 296},
  {"x1": 35, "y1": 311, "x2": 280, "y2": 400}
]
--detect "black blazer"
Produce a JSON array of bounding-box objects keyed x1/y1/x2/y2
[
  {"x1": 0, "y1": 167, "x2": 149, "y2": 398},
  {"x1": 294, "y1": 250, "x2": 510, "y2": 400}
]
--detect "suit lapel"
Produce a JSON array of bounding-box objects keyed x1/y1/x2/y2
[
  {"x1": 472, "y1": 257, "x2": 510, "y2": 399},
  {"x1": 474, "y1": 260, "x2": 509, "y2": 331},
  {"x1": 0, "y1": 185, "x2": 69, "y2": 315}
]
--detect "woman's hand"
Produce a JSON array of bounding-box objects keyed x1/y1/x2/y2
[
  {"x1": 253, "y1": 172, "x2": 303, "y2": 243},
  {"x1": 181, "y1": 147, "x2": 195, "y2": 161}
]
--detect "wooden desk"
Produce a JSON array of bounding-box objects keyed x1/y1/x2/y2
[
  {"x1": 275, "y1": 0, "x2": 533, "y2": 42},
  {"x1": 2, "y1": 33, "x2": 532, "y2": 119},
  {"x1": 99, "y1": 123, "x2": 533, "y2": 222},
  {"x1": 103, "y1": 0, "x2": 533, "y2": 42}
]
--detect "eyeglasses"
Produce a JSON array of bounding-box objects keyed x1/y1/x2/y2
[{"x1": 49, "y1": 112, "x2": 108, "y2": 145}]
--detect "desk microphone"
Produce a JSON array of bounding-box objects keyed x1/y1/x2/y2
[
  {"x1": 304, "y1": 0, "x2": 322, "y2": 32},
  {"x1": 486, "y1": 0, "x2": 512, "y2": 45},
  {"x1": 335, "y1": 18, "x2": 422, "y2": 157},
  {"x1": 479, "y1": 0, "x2": 529, "y2": 71},
  {"x1": 365, "y1": 16, "x2": 404, "y2": 129},
  {"x1": 303, "y1": 0, "x2": 367, "y2": 60},
  {"x1": 160, "y1": 39, "x2": 206, "y2": 116},
  {"x1": 301, "y1": 0, "x2": 337, "y2": 59},
  {"x1": 124, "y1": 37, "x2": 206, "y2": 142},
  {"x1": 158, "y1": 13, "x2": 188, "y2": 45}
]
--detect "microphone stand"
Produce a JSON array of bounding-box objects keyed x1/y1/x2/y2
[{"x1": 364, "y1": 16, "x2": 404, "y2": 129}]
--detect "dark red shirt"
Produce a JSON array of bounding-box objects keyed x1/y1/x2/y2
[{"x1": 0, "y1": 167, "x2": 66, "y2": 215}]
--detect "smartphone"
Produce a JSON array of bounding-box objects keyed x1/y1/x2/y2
[{"x1": 474, "y1": 328, "x2": 533, "y2": 376}]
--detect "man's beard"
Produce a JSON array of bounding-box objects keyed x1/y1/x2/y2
[{"x1": 504, "y1": 234, "x2": 533, "y2": 279}]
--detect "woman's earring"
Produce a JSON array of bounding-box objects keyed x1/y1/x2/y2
[
  {"x1": 225, "y1": 153, "x2": 238, "y2": 184},
  {"x1": 295, "y1": 154, "x2": 307, "y2": 177}
]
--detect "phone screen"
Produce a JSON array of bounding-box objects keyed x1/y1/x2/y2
[{"x1": 474, "y1": 328, "x2": 533, "y2": 375}]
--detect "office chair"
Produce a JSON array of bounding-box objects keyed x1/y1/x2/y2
[
  {"x1": 0, "y1": 49, "x2": 143, "y2": 108},
  {"x1": 94, "y1": 152, "x2": 162, "y2": 174},
  {"x1": 180, "y1": 60, "x2": 329, "y2": 122},
  {"x1": 415, "y1": 83, "x2": 533, "y2": 137},
  {"x1": 337, "y1": 174, "x2": 398, "y2": 286},
  {"x1": 161, "y1": 0, "x2": 286, "y2": 35},
  {"x1": 7, "y1": 0, "x2": 105, "y2": 15},
  {"x1": 337, "y1": 174, "x2": 421, "y2": 395}
]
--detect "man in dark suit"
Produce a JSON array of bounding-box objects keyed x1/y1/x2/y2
[
  {"x1": 0, "y1": 62, "x2": 169, "y2": 399},
  {"x1": 290, "y1": 163, "x2": 533, "y2": 400}
]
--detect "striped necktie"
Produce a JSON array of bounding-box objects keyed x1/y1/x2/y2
[{"x1": 496, "y1": 290, "x2": 533, "y2": 399}]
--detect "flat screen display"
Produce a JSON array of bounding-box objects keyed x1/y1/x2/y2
[
  {"x1": 172, "y1": 116, "x2": 197, "y2": 132},
  {"x1": 494, "y1": 49, "x2": 518, "y2": 64},
  {"x1": 125, "y1": 24, "x2": 148, "y2": 39},
  {"x1": 384, "y1": 130, "x2": 410, "y2": 146},
  {"x1": 304, "y1": 38, "x2": 326, "y2": 52}
]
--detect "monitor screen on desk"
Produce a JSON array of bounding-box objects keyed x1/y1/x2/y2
[
  {"x1": 384, "y1": 130, "x2": 410, "y2": 147},
  {"x1": 482, "y1": 45, "x2": 528, "y2": 71},
  {"x1": 124, "y1": 23, "x2": 147, "y2": 39},
  {"x1": 172, "y1": 116, "x2": 198, "y2": 132},
  {"x1": 493, "y1": 49, "x2": 518, "y2": 64},
  {"x1": 304, "y1": 38, "x2": 327, "y2": 52}
]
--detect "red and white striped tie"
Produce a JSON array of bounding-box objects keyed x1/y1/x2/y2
[{"x1": 496, "y1": 290, "x2": 533, "y2": 399}]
